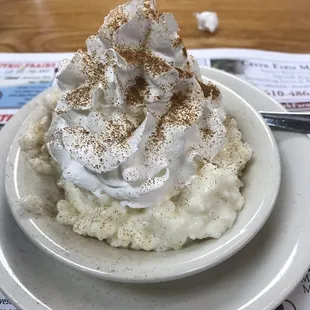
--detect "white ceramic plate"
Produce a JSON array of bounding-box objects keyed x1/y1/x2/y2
[
  {"x1": 0, "y1": 68, "x2": 310, "y2": 309},
  {"x1": 4, "y1": 73, "x2": 280, "y2": 283}
]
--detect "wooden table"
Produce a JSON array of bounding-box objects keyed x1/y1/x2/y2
[{"x1": 1, "y1": 0, "x2": 310, "y2": 53}]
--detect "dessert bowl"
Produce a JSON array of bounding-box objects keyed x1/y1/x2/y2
[{"x1": 5, "y1": 71, "x2": 281, "y2": 283}]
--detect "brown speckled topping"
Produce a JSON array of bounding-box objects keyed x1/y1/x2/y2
[
  {"x1": 116, "y1": 46, "x2": 172, "y2": 75},
  {"x1": 172, "y1": 37, "x2": 183, "y2": 48},
  {"x1": 63, "y1": 127, "x2": 108, "y2": 164},
  {"x1": 199, "y1": 81, "x2": 221, "y2": 100},
  {"x1": 56, "y1": 50, "x2": 108, "y2": 114},
  {"x1": 150, "y1": 87, "x2": 201, "y2": 145},
  {"x1": 143, "y1": 0, "x2": 162, "y2": 20},
  {"x1": 201, "y1": 128, "x2": 215, "y2": 139},
  {"x1": 100, "y1": 112, "x2": 138, "y2": 144},
  {"x1": 65, "y1": 85, "x2": 92, "y2": 109},
  {"x1": 126, "y1": 77, "x2": 148, "y2": 108},
  {"x1": 176, "y1": 68, "x2": 193, "y2": 79},
  {"x1": 163, "y1": 90, "x2": 197, "y2": 126},
  {"x1": 106, "y1": 7, "x2": 128, "y2": 31}
]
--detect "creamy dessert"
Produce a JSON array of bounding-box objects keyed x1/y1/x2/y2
[{"x1": 20, "y1": 0, "x2": 252, "y2": 251}]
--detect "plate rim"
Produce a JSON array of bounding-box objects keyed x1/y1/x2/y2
[{"x1": 0, "y1": 67, "x2": 309, "y2": 310}]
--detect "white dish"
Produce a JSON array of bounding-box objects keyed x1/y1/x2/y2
[
  {"x1": 5, "y1": 70, "x2": 280, "y2": 283},
  {"x1": 0, "y1": 67, "x2": 310, "y2": 309}
]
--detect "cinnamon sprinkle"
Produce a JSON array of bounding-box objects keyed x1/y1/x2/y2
[
  {"x1": 73, "y1": 50, "x2": 107, "y2": 86},
  {"x1": 151, "y1": 89, "x2": 200, "y2": 145},
  {"x1": 104, "y1": 117, "x2": 137, "y2": 143},
  {"x1": 126, "y1": 77, "x2": 148, "y2": 107},
  {"x1": 199, "y1": 81, "x2": 221, "y2": 100},
  {"x1": 176, "y1": 68, "x2": 193, "y2": 79},
  {"x1": 163, "y1": 90, "x2": 199, "y2": 127},
  {"x1": 61, "y1": 50, "x2": 109, "y2": 111},
  {"x1": 143, "y1": 0, "x2": 162, "y2": 20},
  {"x1": 66, "y1": 85, "x2": 92, "y2": 109},
  {"x1": 202, "y1": 128, "x2": 215, "y2": 139},
  {"x1": 173, "y1": 37, "x2": 183, "y2": 48},
  {"x1": 116, "y1": 46, "x2": 171, "y2": 75},
  {"x1": 144, "y1": 50, "x2": 171, "y2": 74},
  {"x1": 64, "y1": 126, "x2": 107, "y2": 166},
  {"x1": 106, "y1": 7, "x2": 128, "y2": 31}
]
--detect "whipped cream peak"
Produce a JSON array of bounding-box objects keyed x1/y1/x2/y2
[{"x1": 47, "y1": 0, "x2": 227, "y2": 208}]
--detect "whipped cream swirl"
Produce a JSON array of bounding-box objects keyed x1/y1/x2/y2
[{"x1": 47, "y1": 0, "x2": 227, "y2": 208}]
